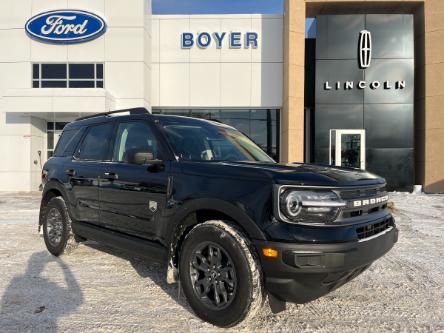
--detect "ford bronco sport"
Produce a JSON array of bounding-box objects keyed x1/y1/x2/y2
[{"x1": 39, "y1": 108, "x2": 398, "y2": 327}]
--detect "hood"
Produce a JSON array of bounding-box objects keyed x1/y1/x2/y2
[{"x1": 180, "y1": 160, "x2": 385, "y2": 187}]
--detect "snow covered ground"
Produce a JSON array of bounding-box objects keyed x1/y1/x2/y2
[{"x1": 0, "y1": 192, "x2": 443, "y2": 332}]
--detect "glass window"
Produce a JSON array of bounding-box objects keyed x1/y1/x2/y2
[
  {"x1": 42, "y1": 64, "x2": 66, "y2": 79},
  {"x1": 78, "y1": 123, "x2": 114, "y2": 161},
  {"x1": 113, "y1": 122, "x2": 159, "y2": 163},
  {"x1": 69, "y1": 64, "x2": 94, "y2": 79},
  {"x1": 33, "y1": 64, "x2": 39, "y2": 79},
  {"x1": 55, "y1": 122, "x2": 68, "y2": 130},
  {"x1": 153, "y1": 108, "x2": 280, "y2": 161},
  {"x1": 47, "y1": 122, "x2": 70, "y2": 160},
  {"x1": 32, "y1": 63, "x2": 104, "y2": 89},
  {"x1": 42, "y1": 81, "x2": 67, "y2": 88},
  {"x1": 54, "y1": 128, "x2": 84, "y2": 157},
  {"x1": 47, "y1": 132, "x2": 54, "y2": 150},
  {"x1": 96, "y1": 64, "x2": 103, "y2": 79},
  {"x1": 218, "y1": 110, "x2": 250, "y2": 120},
  {"x1": 69, "y1": 81, "x2": 95, "y2": 88},
  {"x1": 160, "y1": 118, "x2": 274, "y2": 162}
]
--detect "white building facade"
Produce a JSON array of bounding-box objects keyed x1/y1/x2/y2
[{"x1": 0, "y1": 0, "x2": 283, "y2": 191}]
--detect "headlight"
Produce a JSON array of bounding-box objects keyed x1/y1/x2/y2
[{"x1": 279, "y1": 189, "x2": 345, "y2": 224}]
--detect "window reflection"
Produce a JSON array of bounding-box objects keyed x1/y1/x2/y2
[{"x1": 152, "y1": 109, "x2": 280, "y2": 161}]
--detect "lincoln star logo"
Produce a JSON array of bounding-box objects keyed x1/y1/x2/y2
[
  {"x1": 353, "y1": 195, "x2": 388, "y2": 208},
  {"x1": 359, "y1": 30, "x2": 372, "y2": 69},
  {"x1": 25, "y1": 10, "x2": 106, "y2": 44}
]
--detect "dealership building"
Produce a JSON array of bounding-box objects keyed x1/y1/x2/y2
[{"x1": 0, "y1": 0, "x2": 442, "y2": 192}]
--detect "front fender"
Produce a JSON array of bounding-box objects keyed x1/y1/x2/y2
[
  {"x1": 162, "y1": 197, "x2": 267, "y2": 283},
  {"x1": 163, "y1": 197, "x2": 267, "y2": 244}
]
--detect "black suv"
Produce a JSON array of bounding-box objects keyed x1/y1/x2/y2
[{"x1": 39, "y1": 108, "x2": 398, "y2": 327}]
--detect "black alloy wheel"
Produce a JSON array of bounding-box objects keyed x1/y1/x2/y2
[
  {"x1": 189, "y1": 242, "x2": 237, "y2": 310},
  {"x1": 179, "y1": 221, "x2": 264, "y2": 327}
]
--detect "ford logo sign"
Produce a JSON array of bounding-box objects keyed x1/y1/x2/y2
[{"x1": 25, "y1": 10, "x2": 106, "y2": 44}]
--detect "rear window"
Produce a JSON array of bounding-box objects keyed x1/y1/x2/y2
[{"x1": 53, "y1": 128, "x2": 84, "y2": 157}]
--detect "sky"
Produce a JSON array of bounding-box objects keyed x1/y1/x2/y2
[
  {"x1": 152, "y1": 0, "x2": 284, "y2": 15},
  {"x1": 152, "y1": 0, "x2": 315, "y2": 38}
]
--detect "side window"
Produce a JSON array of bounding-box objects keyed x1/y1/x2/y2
[
  {"x1": 53, "y1": 128, "x2": 84, "y2": 157},
  {"x1": 78, "y1": 123, "x2": 114, "y2": 160},
  {"x1": 113, "y1": 122, "x2": 159, "y2": 163}
]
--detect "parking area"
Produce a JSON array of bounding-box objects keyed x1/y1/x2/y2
[{"x1": 0, "y1": 192, "x2": 443, "y2": 332}]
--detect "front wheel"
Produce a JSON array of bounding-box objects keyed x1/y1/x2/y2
[{"x1": 179, "y1": 220, "x2": 265, "y2": 327}]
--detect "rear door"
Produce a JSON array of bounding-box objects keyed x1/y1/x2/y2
[
  {"x1": 99, "y1": 120, "x2": 170, "y2": 239},
  {"x1": 64, "y1": 122, "x2": 114, "y2": 225}
]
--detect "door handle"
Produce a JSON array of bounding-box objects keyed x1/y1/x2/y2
[
  {"x1": 103, "y1": 172, "x2": 118, "y2": 180},
  {"x1": 65, "y1": 169, "x2": 76, "y2": 177}
]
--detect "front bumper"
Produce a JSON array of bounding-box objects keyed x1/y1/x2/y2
[{"x1": 254, "y1": 225, "x2": 398, "y2": 303}]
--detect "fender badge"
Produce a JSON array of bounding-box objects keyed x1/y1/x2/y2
[{"x1": 149, "y1": 201, "x2": 158, "y2": 213}]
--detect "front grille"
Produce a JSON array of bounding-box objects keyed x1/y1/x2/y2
[
  {"x1": 335, "y1": 186, "x2": 389, "y2": 221},
  {"x1": 356, "y1": 218, "x2": 393, "y2": 240},
  {"x1": 339, "y1": 187, "x2": 386, "y2": 200}
]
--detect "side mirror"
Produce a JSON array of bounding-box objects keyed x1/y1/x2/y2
[{"x1": 124, "y1": 149, "x2": 155, "y2": 165}]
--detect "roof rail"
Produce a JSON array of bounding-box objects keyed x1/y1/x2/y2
[{"x1": 75, "y1": 107, "x2": 149, "y2": 121}]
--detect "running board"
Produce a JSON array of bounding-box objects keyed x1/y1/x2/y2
[{"x1": 72, "y1": 221, "x2": 167, "y2": 263}]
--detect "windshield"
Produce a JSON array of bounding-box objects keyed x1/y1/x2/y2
[{"x1": 159, "y1": 119, "x2": 275, "y2": 163}]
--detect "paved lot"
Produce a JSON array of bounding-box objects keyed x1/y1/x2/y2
[{"x1": 0, "y1": 191, "x2": 443, "y2": 332}]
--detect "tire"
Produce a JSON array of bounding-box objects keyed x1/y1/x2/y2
[
  {"x1": 179, "y1": 220, "x2": 265, "y2": 327},
  {"x1": 42, "y1": 196, "x2": 78, "y2": 256}
]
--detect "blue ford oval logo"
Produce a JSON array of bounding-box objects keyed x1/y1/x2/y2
[{"x1": 25, "y1": 10, "x2": 106, "y2": 44}]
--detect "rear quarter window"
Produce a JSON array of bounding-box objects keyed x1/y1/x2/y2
[
  {"x1": 77, "y1": 123, "x2": 114, "y2": 161},
  {"x1": 53, "y1": 127, "x2": 85, "y2": 157}
]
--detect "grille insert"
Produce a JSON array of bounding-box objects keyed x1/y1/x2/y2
[
  {"x1": 339, "y1": 187, "x2": 386, "y2": 200},
  {"x1": 356, "y1": 218, "x2": 393, "y2": 240}
]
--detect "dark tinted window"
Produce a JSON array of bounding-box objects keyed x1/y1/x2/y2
[
  {"x1": 96, "y1": 64, "x2": 103, "y2": 79},
  {"x1": 33, "y1": 63, "x2": 104, "y2": 88},
  {"x1": 33, "y1": 64, "x2": 39, "y2": 79},
  {"x1": 41, "y1": 81, "x2": 67, "y2": 88},
  {"x1": 69, "y1": 64, "x2": 94, "y2": 79},
  {"x1": 78, "y1": 123, "x2": 114, "y2": 160},
  {"x1": 54, "y1": 128, "x2": 84, "y2": 157},
  {"x1": 69, "y1": 81, "x2": 95, "y2": 88},
  {"x1": 160, "y1": 120, "x2": 273, "y2": 162},
  {"x1": 113, "y1": 122, "x2": 159, "y2": 162},
  {"x1": 153, "y1": 108, "x2": 280, "y2": 161},
  {"x1": 42, "y1": 64, "x2": 66, "y2": 79}
]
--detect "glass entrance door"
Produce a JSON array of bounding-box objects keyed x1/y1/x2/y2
[{"x1": 329, "y1": 129, "x2": 366, "y2": 170}]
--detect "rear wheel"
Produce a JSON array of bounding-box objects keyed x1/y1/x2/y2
[
  {"x1": 42, "y1": 197, "x2": 78, "y2": 256},
  {"x1": 179, "y1": 220, "x2": 264, "y2": 327}
]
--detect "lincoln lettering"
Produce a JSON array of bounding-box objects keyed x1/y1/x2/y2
[
  {"x1": 41, "y1": 15, "x2": 88, "y2": 35},
  {"x1": 324, "y1": 80, "x2": 406, "y2": 90},
  {"x1": 181, "y1": 32, "x2": 259, "y2": 49}
]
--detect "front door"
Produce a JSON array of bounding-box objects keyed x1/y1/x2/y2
[
  {"x1": 329, "y1": 129, "x2": 366, "y2": 170},
  {"x1": 99, "y1": 120, "x2": 170, "y2": 240}
]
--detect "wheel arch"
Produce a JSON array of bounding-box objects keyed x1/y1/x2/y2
[
  {"x1": 166, "y1": 198, "x2": 266, "y2": 283},
  {"x1": 39, "y1": 181, "x2": 68, "y2": 228}
]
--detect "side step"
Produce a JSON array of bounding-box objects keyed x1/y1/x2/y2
[{"x1": 72, "y1": 221, "x2": 167, "y2": 263}]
